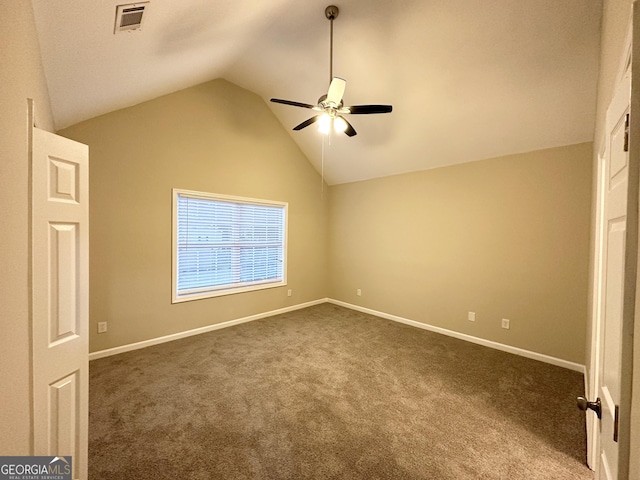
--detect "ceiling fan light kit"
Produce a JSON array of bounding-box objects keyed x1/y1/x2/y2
[{"x1": 270, "y1": 5, "x2": 392, "y2": 137}]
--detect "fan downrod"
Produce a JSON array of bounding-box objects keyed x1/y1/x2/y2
[
  {"x1": 325, "y1": 5, "x2": 339, "y2": 20},
  {"x1": 325, "y1": 6, "x2": 339, "y2": 82}
]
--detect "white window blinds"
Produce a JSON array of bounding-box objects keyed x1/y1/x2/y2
[{"x1": 173, "y1": 190, "x2": 286, "y2": 302}]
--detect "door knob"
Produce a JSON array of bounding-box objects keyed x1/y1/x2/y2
[{"x1": 577, "y1": 396, "x2": 602, "y2": 419}]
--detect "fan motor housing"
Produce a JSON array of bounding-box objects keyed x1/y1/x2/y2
[{"x1": 325, "y1": 5, "x2": 339, "y2": 20}]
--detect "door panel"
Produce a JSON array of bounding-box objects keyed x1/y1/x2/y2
[
  {"x1": 31, "y1": 125, "x2": 89, "y2": 480},
  {"x1": 597, "y1": 71, "x2": 630, "y2": 480},
  {"x1": 49, "y1": 372, "x2": 79, "y2": 454},
  {"x1": 49, "y1": 222, "x2": 80, "y2": 343}
]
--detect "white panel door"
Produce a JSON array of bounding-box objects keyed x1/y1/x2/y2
[
  {"x1": 31, "y1": 125, "x2": 89, "y2": 480},
  {"x1": 597, "y1": 72, "x2": 630, "y2": 480}
]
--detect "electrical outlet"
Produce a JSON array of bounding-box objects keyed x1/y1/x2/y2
[
  {"x1": 98, "y1": 322, "x2": 108, "y2": 333},
  {"x1": 357, "y1": 288, "x2": 362, "y2": 296},
  {"x1": 468, "y1": 312, "x2": 476, "y2": 322},
  {"x1": 287, "y1": 289, "x2": 292, "y2": 297},
  {"x1": 501, "y1": 318, "x2": 510, "y2": 330}
]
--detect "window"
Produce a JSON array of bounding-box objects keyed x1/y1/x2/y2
[{"x1": 172, "y1": 189, "x2": 287, "y2": 303}]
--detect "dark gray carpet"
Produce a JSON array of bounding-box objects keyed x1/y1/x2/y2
[{"x1": 89, "y1": 303, "x2": 591, "y2": 479}]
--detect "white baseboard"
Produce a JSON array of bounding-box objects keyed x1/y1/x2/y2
[
  {"x1": 89, "y1": 298, "x2": 328, "y2": 361},
  {"x1": 90, "y1": 297, "x2": 586, "y2": 373},
  {"x1": 327, "y1": 299, "x2": 586, "y2": 373}
]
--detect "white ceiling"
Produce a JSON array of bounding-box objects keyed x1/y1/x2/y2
[{"x1": 31, "y1": 0, "x2": 602, "y2": 185}]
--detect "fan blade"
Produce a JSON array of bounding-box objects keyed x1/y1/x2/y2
[
  {"x1": 326, "y1": 77, "x2": 346, "y2": 105},
  {"x1": 293, "y1": 115, "x2": 322, "y2": 131},
  {"x1": 341, "y1": 117, "x2": 357, "y2": 137},
  {"x1": 343, "y1": 104, "x2": 393, "y2": 114},
  {"x1": 271, "y1": 98, "x2": 316, "y2": 109}
]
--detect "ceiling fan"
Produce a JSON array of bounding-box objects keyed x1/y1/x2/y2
[{"x1": 270, "y1": 5, "x2": 393, "y2": 137}]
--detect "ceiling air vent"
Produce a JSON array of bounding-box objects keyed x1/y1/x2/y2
[{"x1": 114, "y1": 2, "x2": 149, "y2": 34}]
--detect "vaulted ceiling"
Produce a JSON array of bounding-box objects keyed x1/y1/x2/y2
[{"x1": 31, "y1": 0, "x2": 602, "y2": 185}]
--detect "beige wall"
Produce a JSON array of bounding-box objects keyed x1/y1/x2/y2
[
  {"x1": 329, "y1": 143, "x2": 592, "y2": 364},
  {"x1": 59, "y1": 79, "x2": 328, "y2": 353},
  {"x1": 0, "y1": 0, "x2": 55, "y2": 455}
]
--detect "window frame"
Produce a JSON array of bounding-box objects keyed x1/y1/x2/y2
[{"x1": 171, "y1": 188, "x2": 288, "y2": 303}]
